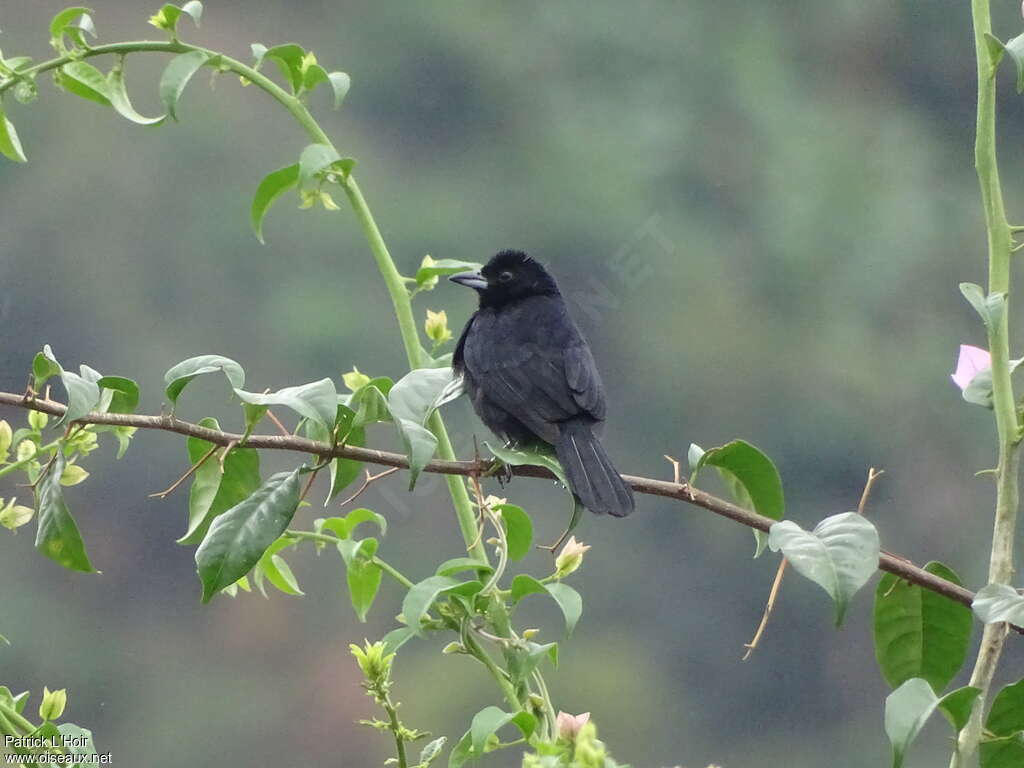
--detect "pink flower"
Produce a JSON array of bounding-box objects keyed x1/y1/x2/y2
[
  {"x1": 951, "y1": 345, "x2": 990, "y2": 391},
  {"x1": 555, "y1": 711, "x2": 590, "y2": 739}
]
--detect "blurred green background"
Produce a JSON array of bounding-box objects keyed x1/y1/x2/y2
[{"x1": 3, "y1": 1, "x2": 1024, "y2": 765}]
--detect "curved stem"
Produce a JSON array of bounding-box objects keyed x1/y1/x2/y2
[
  {"x1": 464, "y1": 629, "x2": 522, "y2": 712},
  {"x1": 0, "y1": 39, "x2": 486, "y2": 565}
]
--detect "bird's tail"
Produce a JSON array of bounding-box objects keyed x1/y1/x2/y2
[{"x1": 554, "y1": 419, "x2": 634, "y2": 517}]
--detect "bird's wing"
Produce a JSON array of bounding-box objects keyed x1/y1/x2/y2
[
  {"x1": 466, "y1": 335, "x2": 606, "y2": 436},
  {"x1": 564, "y1": 343, "x2": 606, "y2": 421}
]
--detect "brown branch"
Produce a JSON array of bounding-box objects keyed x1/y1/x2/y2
[{"x1": 0, "y1": 392, "x2": 986, "y2": 612}]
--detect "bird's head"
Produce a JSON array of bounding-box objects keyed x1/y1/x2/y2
[{"x1": 449, "y1": 250, "x2": 560, "y2": 309}]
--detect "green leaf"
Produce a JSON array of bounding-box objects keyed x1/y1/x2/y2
[
  {"x1": 328, "y1": 71, "x2": 350, "y2": 109},
  {"x1": 314, "y1": 507, "x2": 387, "y2": 540},
  {"x1": 347, "y1": 378, "x2": 394, "y2": 426},
  {"x1": 56, "y1": 724, "x2": 97, "y2": 758},
  {"x1": 484, "y1": 441, "x2": 569, "y2": 488},
  {"x1": 56, "y1": 61, "x2": 112, "y2": 106},
  {"x1": 544, "y1": 582, "x2": 583, "y2": 636},
  {"x1": 959, "y1": 282, "x2": 1007, "y2": 331},
  {"x1": 36, "y1": 349, "x2": 103, "y2": 426},
  {"x1": 177, "y1": 418, "x2": 261, "y2": 545},
  {"x1": 986, "y1": 33, "x2": 1024, "y2": 93},
  {"x1": 34, "y1": 452, "x2": 96, "y2": 572},
  {"x1": 987, "y1": 679, "x2": 1024, "y2": 736},
  {"x1": 107, "y1": 60, "x2": 166, "y2": 125},
  {"x1": 981, "y1": 734, "x2": 1024, "y2": 768},
  {"x1": 262, "y1": 44, "x2": 305, "y2": 92},
  {"x1": 939, "y1": 686, "x2": 982, "y2": 733},
  {"x1": 302, "y1": 62, "x2": 329, "y2": 92},
  {"x1": 983, "y1": 680, "x2": 1024, "y2": 767},
  {"x1": 510, "y1": 575, "x2": 582, "y2": 635},
  {"x1": 96, "y1": 376, "x2": 139, "y2": 414},
  {"x1": 695, "y1": 439, "x2": 785, "y2": 557},
  {"x1": 59, "y1": 370, "x2": 102, "y2": 425},
  {"x1": 381, "y1": 626, "x2": 417, "y2": 656},
  {"x1": 337, "y1": 537, "x2": 382, "y2": 621},
  {"x1": 32, "y1": 346, "x2": 63, "y2": 390},
  {"x1": 258, "y1": 536, "x2": 303, "y2": 596},
  {"x1": 510, "y1": 574, "x2": 549, "y2": 602},
  {"x1": 768, "y1": 511, "x2": 880, "y2": 626},
  {"x1": 0, "y1": 106, "x2": 27, "y2": 163},
  {"x1": 181, "y1": 1, "x2": 203, "y2": 26},
  {"x1": 874, "y1": 561, "x2": 973, "y2": 691},
  {"x1": 972, "y1": 583, "x2": 1024, "y2": 624},
  {"x1": 448, "y1": 731, "x2": 474, "y2": 768},
  {"x1": 251, "y1": 163, "x2": 300, "y2": 244},
  {"x1": 298, "y1": 142, "x2": 341, "y2": 189},
  {"x1": 327, "y1": 409, "x2": 363, "y2": 503},
  {"x1": 494, "y1": 503, "x2": 532, "y2": 560},
  {"x1": 435, "y1": 557, "x2": 493, "y2": 577},
  {"x1": 388, "y1": 367, "x2": 462, "y2": 488},
  {"x1": 402, "y1": 576, "x2": 483, "y2": 635},
  {"x1": 49, "y1": 7, "x2": 93, "y2": 47},
  {"x1": 469, "y1": 707, "x2": 536, "y2": 756},
  {"x1": 159, "y1": 50, "x2": 209, "y2": 120},
  {"x1": 150, "y1": 2, "x2": 202, "y2": 33},
  {"x1": 234, "y1": 378, "x2": 338, "y2": 433},
  {"x1": 415, "y1": 258, "x2": 483, "y2": 288},
  {"x1": 507, "y1": 641, "x2": 557, "y2": 684},
  {"x1": 885, "y1": 679, "x2": 981, "y2": 768},
  {"x1": 164, "y1": 354, "x2": 245, "y2": 405},
  {"x1": 195, "y1": 467, "x2": 303, "y2": 603}
]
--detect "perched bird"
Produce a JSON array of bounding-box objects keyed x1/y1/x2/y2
[{"x1": 450, "y1": 250, "x2": 634, "y2": 517}]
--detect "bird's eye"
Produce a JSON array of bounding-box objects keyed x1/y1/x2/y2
[{"x1": 498, "y1": 271, "x2": 514, "y2": 283}]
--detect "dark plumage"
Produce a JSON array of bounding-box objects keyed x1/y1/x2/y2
[{"x1": 450, "y1": 250, "x2": 634, "y2": 517}]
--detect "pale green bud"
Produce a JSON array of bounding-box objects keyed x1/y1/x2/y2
[{"x1": 38, "y1": 687, "x2": 67, "y2": 721}]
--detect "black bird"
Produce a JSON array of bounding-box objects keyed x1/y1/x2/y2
[{"x1": 450, "y1": 250, "x2": 634, "y2": 517}]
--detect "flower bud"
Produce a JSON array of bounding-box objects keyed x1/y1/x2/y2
[
  {"x1": 16, "y1": 440, "x2": 36, "y2": 463},
  {"x1": 0, "y1": 498, "x2": 35, "y2": 530},
  {"x1": 27, "y1": 410, "x2": 48, "y2": 430},
  {"x1": 0, "y1": 420, "x2": 12, "y2": 459},
  {"x1": 554, "y1": 536, "x2": 591, "y2": 578},
  {"x1": 38, "y1": 687, "x2": 67, "y2": 721},
  {"x1": 343, "y1": 367, "x2": 371, "y2": 392},
  {"x1": 424, "y1": 310, "x2": 452, "y2": 345},
  {"x1": 555, "y1": 711, "x2": 590, "y2": 740},
  {"x1": 349, "y1": 640, "x2": 394, "y2": 685}
]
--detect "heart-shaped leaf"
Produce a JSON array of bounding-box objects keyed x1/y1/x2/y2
[{"x1": 768, "y1": 511, "x2": 880, "y2": 625}]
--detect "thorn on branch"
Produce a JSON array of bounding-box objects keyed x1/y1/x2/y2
[
  {"x1": 742, "y1": 557, "x2": 788, "y2": 661},
  {"x1": 148, "y1": 444, "x2": 219, "y2": 499},
  {"x1": 337, "y1": 467, "x2": 400, "y2": 508}
]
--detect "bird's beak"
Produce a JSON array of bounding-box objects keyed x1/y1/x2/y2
[{"x1": 449, "y1": 271, "x2": 488, "y2": 291}]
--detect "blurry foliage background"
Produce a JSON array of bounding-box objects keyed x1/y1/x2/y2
[{"x1": 3, "y1": 1, "x2": 1024, "y2": 766}]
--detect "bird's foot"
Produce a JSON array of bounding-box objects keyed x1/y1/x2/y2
[{"x1": 484, "y1": 457, "x2": 514, "y2": 486}]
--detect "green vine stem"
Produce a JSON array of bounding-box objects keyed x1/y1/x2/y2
[
  {"x1": 0, "y1": 38, "x2": 486, "y2": 566},
  {"x1": 951, "y1": 1, "x2": 1021, "y2": 765}
]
